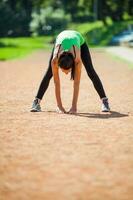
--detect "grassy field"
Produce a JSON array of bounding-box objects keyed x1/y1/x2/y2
[
  {"x1": 70, "y1": 20, "x2": 133, "y2": 46},
  {"x1": 0, "y1": 20, "x2": 133, "y2": 60},
  {"x1": 0, "y1": 36, "x2": 52, "y2": 60}
]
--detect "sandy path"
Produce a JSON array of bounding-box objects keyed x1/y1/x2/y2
[{"x1": 0, "y1": 49, "x2": 133, "y2": 200}]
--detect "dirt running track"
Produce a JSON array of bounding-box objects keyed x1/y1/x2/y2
[{"x1": 0, "y1": 49, "x2": 133, "y2": 200}]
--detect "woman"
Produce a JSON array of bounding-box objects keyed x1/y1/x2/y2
[{"x1": 31, "y1": 30, "x2": 110, "y2": 114}]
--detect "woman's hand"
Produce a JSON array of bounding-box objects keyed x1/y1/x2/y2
[
  {"x1": 52, "y1": 59, "x2": 64, "y2": 113},
  {"x1": 56, "y1": 106, "x2": 66, "y2": 114},
  {"x1": 68, "y1": 107, "x2": 77, "y2": 114}
]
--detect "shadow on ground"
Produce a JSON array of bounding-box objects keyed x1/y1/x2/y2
[
  {"x1": 45, "y1": 111, "x2": 128, "y2": 119},
  {"x1": 76, "y1": 111, "x2": 128, "y2": 119}
]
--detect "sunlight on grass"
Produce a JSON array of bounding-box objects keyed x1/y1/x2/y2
[
  {"x1": 0, "y1": 37, "x2": 52, "y2": 60},
  {"x1": 69, "y1": 21, "x2": 103, "y2": 35},
  {"x1": 70, "y1": 20, "x2": 133, "y2": 47},
  {"x1": 0, "y1": 20, "x2": 133, "y2": 60}
]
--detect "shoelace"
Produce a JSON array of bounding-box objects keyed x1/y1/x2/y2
[
  {"x1": 103, "y1": 100, "x2": 109, "y2": 108},
  {"x1": 34, "y1": 99, "x2": 39, "y2": 104}
]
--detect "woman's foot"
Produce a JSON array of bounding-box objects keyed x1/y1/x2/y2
[
  {"x1": 101, "y1": 98, "x2": 110, "y2": 112},
  {"x1": 30, "y1": 99, "x2": 41, "y2": 112}
]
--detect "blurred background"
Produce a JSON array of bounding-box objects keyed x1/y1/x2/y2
[{"x1": 0, "y1": 0, "x2": 133, "y2": 60}]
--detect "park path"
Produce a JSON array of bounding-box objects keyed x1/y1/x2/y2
[
  {"x1": 106, "y1": 46, "x2": 133, "y2": 63},
  {"x1": 0, "y1": 49, "x2": 133, "y2": 200}
]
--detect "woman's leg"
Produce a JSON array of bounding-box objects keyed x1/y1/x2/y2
[
  {"x1": 81, "y1": 43, "x2": 106, "y2": 99},
  {"x1": 36, "y1": 48, "x2": 54, "y2": 100}
]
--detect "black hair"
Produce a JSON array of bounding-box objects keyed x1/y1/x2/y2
[{"x1": 58, "y1": 52, "x2": 75, "y2": 80}]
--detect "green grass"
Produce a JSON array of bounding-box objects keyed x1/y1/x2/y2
[
  {"x1": 0, "y1": 19, "x2": 133, "y2": 60},
  {"x1": 69, "y1": 21, "x2": 103, "y2": 35},
  {"x1": 69, "y1": 19, "x2": 133, "y2": 47},
  {"x1": 0, "y1": 36, "x2": 52, "y2": 60}
]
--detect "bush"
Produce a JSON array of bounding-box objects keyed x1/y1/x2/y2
[
  {"x1": 0, "y1": 2, "x2": 31, "y2": 37},
  {"x1": 0, "y1": 2, "x2": 14, "y2": 37},
  {"x1": 30, "y1": 7, "x2": 71, "y2": 36}
]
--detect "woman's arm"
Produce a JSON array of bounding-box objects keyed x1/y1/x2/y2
[
  {"x1": 51, "y1": 58, "x2": 66, "y2": 113},
  {"x1": 69, "y1": 60, "x2": 82, "y2": 114}
]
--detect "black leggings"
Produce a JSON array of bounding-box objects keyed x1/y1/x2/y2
[{"x1": 36, "y1": 43, "x2": 106, "y2": 99}]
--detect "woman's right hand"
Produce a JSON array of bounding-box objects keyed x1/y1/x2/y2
[{"x1": 56, "y1": 106, "x2": 66, "y2": 114}]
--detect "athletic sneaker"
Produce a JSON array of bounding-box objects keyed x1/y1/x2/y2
[
  {"x1": 101, "y1": 98, "x2": 110, "y2": 112},
  {"x1": 30, "y1": 99, "x2": 41, "y2": 112}
]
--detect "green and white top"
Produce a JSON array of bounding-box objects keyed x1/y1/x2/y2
[{"x1": 55, "y1": 30, "x2": 85, "y2": 51}]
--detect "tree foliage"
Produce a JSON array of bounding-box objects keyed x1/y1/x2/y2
[
  {"x1": 30, "y1": 7, "x2": 70, "y2": 36},
  {"x1": 0, "y1": 0, "x2": 132, "y2": 37}
]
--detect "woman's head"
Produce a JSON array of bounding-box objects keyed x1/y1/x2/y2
[{"x1": 58, "y1": 52, "x2": 75, "y2": 80}]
